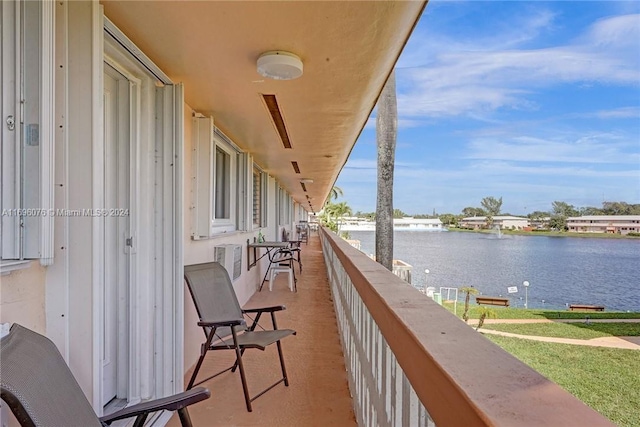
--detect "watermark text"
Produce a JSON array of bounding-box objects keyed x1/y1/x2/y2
[{"x1": 2, "y1": 208, "x2": 130, "y2": 217}]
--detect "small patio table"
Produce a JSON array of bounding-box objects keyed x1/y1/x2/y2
[{"x1": 246, "y1": 240, "x2": 291, "y2": 291}]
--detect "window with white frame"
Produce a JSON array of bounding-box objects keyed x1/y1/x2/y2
[
  {"x1": 1, "y1": 0, "x2": 55, "y2": 270},
  {"x1": 253, "y1": 166, "x2": 266, "y2": 228},
  {"x1": 191, "y1": 116, "x2": 244, "y2": 237},
  {"x1": 211, "y1": 130, "x2": 239, "y2": 233},
  {"x1": 214, "y1": 146, "x2": 231, "y2": 220},
  {"x1": 276, "y1": 186, "x2": 283, "y2": 226},
  {"x1": 235, "y1": 152, "x2": 249, "y2": 232},
  {"x1": 276, "y1": 186, "x2": 292, "y2": 226}
]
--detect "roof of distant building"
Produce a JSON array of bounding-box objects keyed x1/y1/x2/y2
[
  {"x1": 461, "y1": 216, "x2": 528, "y2": 221},
  {"x1": 567, "y1": 215, "x2": 640, "y2": 221}
]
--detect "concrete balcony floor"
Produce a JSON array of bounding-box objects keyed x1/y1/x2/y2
[{"x1": 169, "y1": 234, "x2": 356, "y2": 427}]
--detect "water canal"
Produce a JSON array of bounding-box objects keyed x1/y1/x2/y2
[{"x1": 348, "y1": 230, "x2": 640, "y2": 312}]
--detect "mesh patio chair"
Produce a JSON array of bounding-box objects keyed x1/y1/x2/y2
[
  {"x1": 0, "y1": 323, "x2": 210, "y2": 427},
  {"x1": 296, "y1": 221, "x2": 309, "y2": 245},
  {"x1": 281, "y1": 228, "x2": 302, "y2": 274},
  {"x1": 184, "y1": 262, "x2": 296, "y2": 412}
]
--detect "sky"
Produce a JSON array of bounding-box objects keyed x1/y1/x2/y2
[{"x1": 335, "y1": 1, "x2": 640, "y2": 216}]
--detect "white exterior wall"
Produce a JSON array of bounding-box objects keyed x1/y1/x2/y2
[
  {"x1": 1, "y1": 0, "x2": 307, "y2": 412},
  {"x1": 460, "y1": 216, "x2": 529, "y2": 229},
  {"x1": 567, "y1": 216, "x2": 640, "y2": 234},
  {"x1": 1, "y1": 0, "x2": 101, "y2": 411},
  {"x1": 181, "y1": 111, "x2": 292, "y2": 371},
  {"x1": 460, "y1": 218, "x2": 485, "y2": 229},
  {"x1": 0, "y1": 264, "x2": 46, "y2": 334},
  {"x1": 499, "y1": 219, "x2": 529, "y2": 229},
  {"x1": 267, "y1": 176, "x2": 279, "y2": 241},
  {"x1": 4, "y1": 1, "x2": 185, "y2": 415},
  {"x1": 46, "y1": 0, "x2": 101, "y2": 403}
]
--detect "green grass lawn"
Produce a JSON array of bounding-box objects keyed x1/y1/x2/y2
[
  {"x1": 442, "y1": 302, "x2": 640, "y2": 320},
  {"x1": 483, "y1": 322, "x2": 640, "y2": 339},
  {"x1": 486, "y1": 335, "x2": 640, "y2": 427}
]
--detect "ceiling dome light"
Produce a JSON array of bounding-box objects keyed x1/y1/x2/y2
[{"x1": 257, "y1": 51, "x2": 303, "y2": 80}]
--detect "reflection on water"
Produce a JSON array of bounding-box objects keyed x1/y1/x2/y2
[{"x1": 349, "y1": 231, "x2": 640, "y2": 312}]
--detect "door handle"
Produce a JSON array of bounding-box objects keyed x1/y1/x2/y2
[{"x1": 6, "y1": 115, "x2": 15, "y2": 131}]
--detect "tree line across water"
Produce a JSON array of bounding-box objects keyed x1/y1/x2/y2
[{"x1": 347, "y1": 198, "x2": 640, "y2": 231}]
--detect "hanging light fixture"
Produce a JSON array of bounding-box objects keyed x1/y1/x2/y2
[{"x1": 257, "y1": 51, "x2": 303, "y2": 80}]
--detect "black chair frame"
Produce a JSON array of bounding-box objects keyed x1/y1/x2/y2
[
  {"x1": 185, "y1": 308, "x2": 291, "y2": 412},
  {"x1": 281, "y1": 228, "x2": 303, "y2": 275},
  {"x1": 184, "y1": 262, "x2": 296, "y2": 412},
  {"x1": 0, "y1": 323, "x2": 210, "y2": 427}
]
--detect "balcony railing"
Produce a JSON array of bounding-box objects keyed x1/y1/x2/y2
[{"x1": 319, "y1": 227, "x2": 614, "y2": 427}]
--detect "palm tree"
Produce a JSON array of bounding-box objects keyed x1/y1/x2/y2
[
  {"x1": 324, "y1": 185, "x2": 344, "y2": 206},
  {"x1": 328, "y1": 201, "x2": 352, "y2": 231},
  {"x1": 476, "y1": 307, "x2": 498, "y2": 330},
  {"x1": 329, "y1": 185, "x2": 343, "y2": 201},
  {"x1": 331, "y1": 201, "x2": 352, "y2": 218},
  {"x1": 323, "y1": 201, "x2": 352, "y2": 234},
  {"x1": 459, "y1": 286, "x2": 479, "y2": 323},
  {"x1": 375, "y1": 69, "x2": 397, "y2": 271},
  {"x1": 318, "y1": 210, "x2": 337, "y2": 232}
]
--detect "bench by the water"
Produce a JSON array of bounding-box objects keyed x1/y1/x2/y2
[
  {"x1": 475, "y1": 296, "x2": 510, "y2": 307},
  {"x1": 569, "y1": 304, "x2": 604, "y2": 312}
]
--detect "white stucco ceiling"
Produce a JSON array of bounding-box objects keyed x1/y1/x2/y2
[{"x1": 102, "y1": 0, "x2": 426, "y2": 212}]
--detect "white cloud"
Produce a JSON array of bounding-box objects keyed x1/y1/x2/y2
[
  {"x1": 338, "y1": 157, "x2": 639, "y2": 214},
  {"x1": 342, "y1": 159, "x2": 376, "y2": 170},
  {"x1": 337, "y1": 6, "x2": 640, "y2": 214},
  {"x1": 398, "y1": 6, "x2": 558, "y2": 68},
  {"x1": 582, "y1": 14, "x2": 640, "y2": 48},
  {"x1": 396, "y1": 13, "x2": 640, "y2": 119},
  {"x1": 590, "y1": 107, "x2": 640, "y2": 119},
  {"x1": 465, "y1": 134, "x2": 640, "y2": 165},
  {"x1": 343, "y1": 151, "x2": 638, "y2": 191},
  {"x1": 466, "y1": 159, "x2": 639, "y2": 179},
  {"x1": 342, "y1": 158, "x2": 421, "y2": 172},
  {"x1": 363, "y1": 117, "x2": 426, "y2": 130}
]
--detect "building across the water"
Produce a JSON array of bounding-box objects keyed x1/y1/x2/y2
[
  {"x1": 459, "y1": 215, "x2": 529, "y2": 230},
  {"x1": 529, "y1": 216, "x2": 551, "y2": 230},
  {"x1": 339, "y1": 217, "x2": 444, "y2": 231},
  {"x1": 567, "y1": 215, "x2": 640, "y2": 235},
  {"x1": 394, "y1": 218, "x2": 444, "y2": 231}
]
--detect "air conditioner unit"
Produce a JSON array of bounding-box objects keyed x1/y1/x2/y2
[{"x1": 214, "y1": 244, "x2": 242, "y2": 281}]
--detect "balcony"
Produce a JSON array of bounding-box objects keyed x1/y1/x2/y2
[{"x1": 172, "y1": 229, "x2": 613, "y2": 426}]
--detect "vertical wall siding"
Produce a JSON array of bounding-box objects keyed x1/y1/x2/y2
[{"x1": 321, "y1": 233, "x2": 435, "y2": 427}]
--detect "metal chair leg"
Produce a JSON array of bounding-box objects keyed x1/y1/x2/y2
[
  {"x1": 276, "y1": 340, "x2": 289, "y2": 386},
  {"x1": 231, "y1": 328, "x2": 252, "y2": 412},
  {"x1": 132, "y1": 414, "x2": 149, "y2": 427},
  {"x1": 271, "y1": 312, "x2": 289, "y2": 384},
  {"x1": 178, "y1": 408, "x2": 194, "y2": 427},
  {"x1": 187, "y1": 328, "x2": 217, "y2": 389}
]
